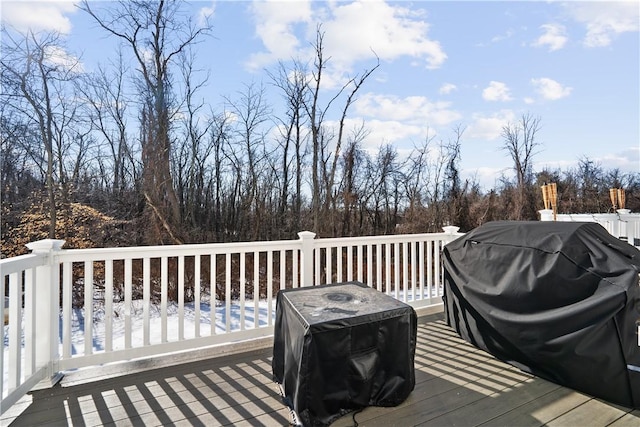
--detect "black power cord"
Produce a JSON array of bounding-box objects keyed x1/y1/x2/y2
[{"x1": 351, "y1": 408, "x2": 364, "y2": 427}]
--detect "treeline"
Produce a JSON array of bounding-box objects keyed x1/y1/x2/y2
[{"x1": 1, "y1": 1, "x2": 638, "y2": 254}]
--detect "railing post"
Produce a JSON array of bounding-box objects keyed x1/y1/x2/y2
[
  {"x1": 298, "y1": 231, "x2": 316, "y2": 287},
  {"x1": 538, "y1": 209, "x2": 554, "y2": 221},
  {"x1": 617, "y1": 209, "x2": 631, "y2": 242},
  {"x1": 442, "y1": 226, "x2": 461, "y2": 245},
  {"x1": 25, "y1": 239, "x2": 65, "y2": 388},
  {"x1": 617, "y1": 210, "x2": 640, "y2": 247}
]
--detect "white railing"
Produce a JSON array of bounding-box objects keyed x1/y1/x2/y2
[
  {"x1": 1, "y1": 229, "x2": 462, "y2": 414},
  {"x1": 539, "y1": 209, "x2": 640, "y2": 247},
  {"x1": 1, "y1": 240, "x2": 62, "y2": 415}
]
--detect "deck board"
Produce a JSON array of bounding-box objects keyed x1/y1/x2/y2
[
  {"x1": 4, "y1": 312, "x2": 638, "y2": 427},
  {"x1": 546, "y1": 399, "x2": 631, "y2": 427},
  {"x1": 423, "y1": 377, "x2": 560, "y2": 426},
  {"x1": 608, "y1": 410, "x2": 640, "y2": 427}
]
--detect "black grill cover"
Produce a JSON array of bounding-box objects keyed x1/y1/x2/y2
[
  {"x1": 273, "y1": 282, "x2": 417, "y2": 426},
  {"x1": 443, "y1": 221, "x2": 640, "y2": 408}
]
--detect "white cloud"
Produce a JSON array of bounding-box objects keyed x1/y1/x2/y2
[
  {"x1": 598, "y1": 147, "x2": 640, "y2": 171},
  {"x1": 44, "y1": 45, "x2": 83, "y2": 73},
  {"x1": 246, "y1": 0, "x2": 446, "y2": 82},
  {"x1": 482, "y1": 81, "x2": 513, "y2": 102},
  {"x1": 322, "y1": 1, "x2": 446, "y2": 71},
  {"x1": 532, "y1": 24, "x2": 568, "y2": 51},
  {"x1": 536, "y1": 147, "x2": 640, "y2": 177},
  {"x1": 246, "y1": 0, "x2": 312, "y2": 69},
  {"x1": 198, "y1": 2, "x2": 216, "y2": 28},
  {"x1": 318, "y1": 92, "x2": 463, "y2": 152},
  {"x1": 531, "y1": 78, "x2": 572, "y2": 100},
  {"x1": 465, "y1": 166, "x2": 506, "y2": 191},
  {"x1": 439, "y1": 83, "x2": 457, "y2": 95},
  {"x1": 1, "y1": 1, "x2": 76, "y2": 34},
  {"x1": 354, "y1": 93, "x2": 461, "y2": 126},
  {"x1": 467, "y1": 110, "x2": 515, "y2": 140},
  {"x1": 349, "y1": 118, "x2": 425, "y2": 148},
  {"x1": 491, "y1": 29, "x2": 514, "y2": 43},
  {"x1": 563, "y1": 2, "x2": 640, "y2": 47}
]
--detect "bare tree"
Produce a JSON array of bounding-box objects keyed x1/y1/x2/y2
[
  {"x1": 326, "y1": 60, "x2": 380, "y2": 220},
  {"x1": 403, "y1": 131, "x2": 435, "y2": 212},
  {"x1": 501, "y1": 113, "x2": 542, "y2": 220},
  {"x1": 305, "y1": 25, "x2": 379, "y2": 235},
  {"x1": 369, "y1": 144, "x2": 402, "y2": 234},
  {"x1": 576, "y1": 157, "x2": 605, "y2": 213},
  {"x1": 338, "y1": 123, "x2": 369, "y2": 236},
  {"x1": 444, "y1": 125, "x2": 468, "y2": 228},
  {"x1": 173, "y1": 50, "x2": 214, "y2": 239},
  {"x1": 80, "y1": 0, "x2": 212, "y2": 244},
  {"x1": 0, "y1": 109, "x2": 43, "y2": 206},
  {"x1": 208, "y1": 112, "x2": 233, "y2": 240},
  {"x1": 224, "y1": 82, "x2": 272, "y2": 240},
  {"x1": 268, "y1": 60, "x2": 310, "y2": 231},
  {"x1": 307, "y1": 27, "x2": 328, "y2": 232},
  {"x1": 80, "y1": 50, "x2": 135, "y2": 211},
  {"x1": 1, "y1": 28, "x2": 83, "y2": 238}
]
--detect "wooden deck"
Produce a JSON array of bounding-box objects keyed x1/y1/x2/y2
[{"x1": 4, "y1": 312, "x2": 639, "y2": 426}]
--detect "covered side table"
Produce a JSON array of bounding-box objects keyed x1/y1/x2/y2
[{"x1": 272, "y1": 281, "x2": 417, "y2": 426}]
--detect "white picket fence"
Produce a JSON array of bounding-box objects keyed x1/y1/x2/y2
[{"x1": 1, "y1": 229, "x2": 462, "y2": 414}]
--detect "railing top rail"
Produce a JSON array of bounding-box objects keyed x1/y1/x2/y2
[
  {"x1": 314, "y1": 231, "x2": 462, "y2": 246},
  {"x1": 55, "y1": 237, "x2": 304, "y2": 261},
  {"x1": 40, "y1": 231, "x2": 466, "y2": 263},
  {"x1": 555, "y1": 213, "x2": 640, "y2": 219},
  {"x1": 0, "y1": 253, "x2": 47, "y2": 275}
]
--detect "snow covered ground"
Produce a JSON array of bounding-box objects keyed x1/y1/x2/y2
[
  {"x1": 67, "y1": 299, "x2": 274, "y2": 353},
  {"x1": 4, "y1": 288, "x2": 440, "y2": 396},
  {"x1": 3, "y1": 299, "x2": 273, "y2": 396}
]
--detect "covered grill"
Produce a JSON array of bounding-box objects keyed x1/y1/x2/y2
[{"x1": 443, "y1": 221, "x2": 640, "y2": 408}]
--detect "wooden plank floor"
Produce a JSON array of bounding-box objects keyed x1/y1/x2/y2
[{"x1": 4, "y1": 312, "x2": 639, "y2": 426}]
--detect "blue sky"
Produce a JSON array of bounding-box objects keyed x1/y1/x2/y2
[{"x1": 2, "y1": 0, "x2": 639, "y2": 189}]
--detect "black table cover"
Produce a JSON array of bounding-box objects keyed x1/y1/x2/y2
[
  {"x1": 443, "y1": 221, "x2": 640, "y2": 408},
  {"x1": 273, "y1": 281, "x2": 417, "y2": 426}
]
